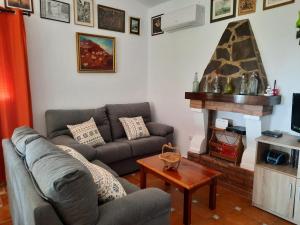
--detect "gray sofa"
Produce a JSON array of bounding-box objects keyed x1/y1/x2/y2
[
  {"x1": 2, "y1": 126, "x2": 171, "y2": 225},
  {"x1": 45, "y1": 102, "x2": 174, "y2": 175}
]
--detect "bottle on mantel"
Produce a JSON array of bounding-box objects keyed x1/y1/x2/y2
[
  {"x1": 297, "y1": 11, "x2": 300, "y2": 28},
  {"x1": 192, "y1": 72, "x2": 199, "y2": 92}
]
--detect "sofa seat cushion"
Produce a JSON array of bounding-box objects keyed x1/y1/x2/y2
[
  {"x1": 116, "y1": 136, "x2": 167, "y2": 157},
  {"x1": 117, "y1": 177, "x2": 139, "y2": 194},
  {"x1": 91, "y1": 160, "x2": 118, "y2": 177},
  {"x1": 25, "y1": 138, "x2": 99, "y2": 225},
  {"x1": 95, "y1": 142, "x2": 132, "y2": 164},
  {"x1": 106, "y1": 103, "x2": 151, "y2": 140}
]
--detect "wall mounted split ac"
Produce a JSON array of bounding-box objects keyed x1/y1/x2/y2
[{"x1": 161, "y1": 4, "x2": 205, "y2": 32}]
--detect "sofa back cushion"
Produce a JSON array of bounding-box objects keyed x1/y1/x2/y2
[
  {"x1": 106, "y1": 102, "x2": 151, "y2": 140},
  {"x1": 25, "y1": 138, "x2": 99, "y2": 225},
  {"x1": 45, "y1": 107, "x2": 112, "y2": 142},
  {"x1": 11, "y1": 126, "x2": 42, "y2": 157}
]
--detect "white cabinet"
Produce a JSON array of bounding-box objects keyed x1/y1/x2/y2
[
  {"x1": 294, "y1": 179, "x2": 300, "y2": 224},
  {"x1": 253, "y1": 166, "x2": 296, "y2": 219},
  {"x1": 254, "y1": 134, "x2": 300, "y2": 224}
]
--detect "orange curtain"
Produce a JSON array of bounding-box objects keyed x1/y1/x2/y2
[{"x1": 0, "y1": 8, "x2": 33, "y2": 182}]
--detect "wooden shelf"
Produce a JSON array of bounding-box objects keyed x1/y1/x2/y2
[
  {"x1": 256, "y1": 133, "x2": 300, "y2": 151},
  {"x1": 185, "y1": 92, "x2": 281, "y2": 106},
  {"x1": 185, "y1": 92, "x2": 281, "y2": 116},
  {"x1": 256, "y1": 162, "x2": 297, "y2": 178}
]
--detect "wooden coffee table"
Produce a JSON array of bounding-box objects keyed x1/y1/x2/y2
[{"x1": 137, "y1": 155, "x2": 221, "y2": 225}]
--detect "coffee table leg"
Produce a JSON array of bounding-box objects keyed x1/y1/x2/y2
[
  {"x1": 209, "y1": 178, "x2": 217, "y2": 210},
  {"x1": 183, "y1": 189, "x2": 192, "y2": 225},
  {"x1": 140, "y1": 167, "x2": 147, "y2": 189}
]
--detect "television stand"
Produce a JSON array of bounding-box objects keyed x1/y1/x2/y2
[{"x1": 253, "y1": 133, "x2": 300, "y2": 224}]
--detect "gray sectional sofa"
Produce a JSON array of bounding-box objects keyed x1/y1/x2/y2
[
  {"x1": 45, "y1": 102, "x2": 174, "y2": 175},
  {"x1": 2, "y1": 126, "x2": 171, "y2": 225}
]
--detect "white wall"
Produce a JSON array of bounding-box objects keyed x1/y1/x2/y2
[
  {"x1": 1, "y1": 0, "x2": 149, "y2": 134},
  {"x1": 148, "y1": 0, "x2": 300, "y2": 156}
]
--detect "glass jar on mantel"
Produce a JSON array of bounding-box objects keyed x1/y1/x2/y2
[
  {"x1": 247, "y1": 72, "x2": 259, "y2": 96},
  {"x1": 239, "y1": 73, "x2": 248, "y2": 95},
  {"x1": 212, "y1": 76, "x2": 221, "y2": 94},
  {"x1": 224, "y1": 77, "x2": 234, "y2": 94}
]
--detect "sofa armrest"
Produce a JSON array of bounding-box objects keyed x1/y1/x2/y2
[
  {"x1": 146, "y1": 122, "x2": 174, "y2": 137},
  {"x1": 98, "y1": 188, "x2": 171, "y2": 225},
  {"x1": 50, "y1": 135, "x2": 97, "y2": 161}
]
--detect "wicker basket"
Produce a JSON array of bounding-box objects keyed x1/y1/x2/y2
[{"x1": 159, "y1": 143, "x2": 181, "y2": 170}]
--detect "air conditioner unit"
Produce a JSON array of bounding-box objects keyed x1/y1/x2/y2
[{"x1": 161, "y1": 4, "x2": 205, "y2": 32}]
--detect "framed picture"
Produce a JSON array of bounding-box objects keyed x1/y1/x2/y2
[
  {"x1": 210, "y1": 0, "x2": 236, "y2": 23},
  {"x1": 4, "y1": 0, "x2": 33, "y2": 13},
  {"x1": 74, "y1": 0, "x2": 94, "y2": 27},
  {"x1": 129, "y1": 17, "x2": 140, "y2": 35},
  {"x1": 97, "y1": 5, "x2": 125, "y2": 33},
  {"x1": 263, "y1": 0, "x2": 295, "y2": 10},
  {"x1": 40, "y1": 0, "x2": 70, "y2": 23},
  {"x1": 151, "y1": 14, "x2": 164, "y2": 36},
  {"x1": 238, "y1": 0, "x2": 256, "y2": 15},
  {"x1": 76, "y1": 33, "x2": 116, "y2": 73}
]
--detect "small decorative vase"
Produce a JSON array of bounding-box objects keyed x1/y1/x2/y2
[
  {"x1": 239, "y1": 74, "x2": 248, "y2": 95},
  {"x1": 192, "y1": 72, "x2": 199, "y2": 93},
  {"x1": 224, "y1": 77, "x2": 234, "y2": 94}
]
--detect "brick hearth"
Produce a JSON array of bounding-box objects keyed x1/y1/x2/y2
[{"x1": 188, "y1": 152, "x2": 254, "y2": 200}]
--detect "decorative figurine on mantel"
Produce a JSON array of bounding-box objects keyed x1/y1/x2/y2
[
  {"x1": 297, "y1": 11, "x2": 300, "y2": 44},
  {"x1": 264, "y1": 86, "x2": 273, "y2": 96}
]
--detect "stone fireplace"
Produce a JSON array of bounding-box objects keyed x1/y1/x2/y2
[
  {"x1": 185, "y1": 20, "x2": 281, "y2": 184},
  {"x1": 199, "y1": 19, "x2": 268, "y2": 95}
]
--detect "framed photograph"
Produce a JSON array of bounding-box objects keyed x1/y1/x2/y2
[
  {"x1": 76, "y1": 33, "x2": 116, "y2": 73},
  {"x1": 263, "y1": 0, "x2": 295, "y2": 10},
  {"x1": 210, "y1": 0, "x2": 236, "y2": 23},
  {"x1": 97, "y1": 5, "x2": 125, "y2": 33},
  {"x1": 151, "y1": 14, "x2": 164, "y2": 36},
  {"x1": 74, "y1": 0, "x2": 94, "y2": 27},
  {"x1": 129, "y1": 17, "x2": 140, "y2": 35},
  {"x1": 238, "y1": 0, "x2": 256, "y2": 15},
  {"x1": 40, "y1": 0, "x2": 70, "y2": 23},
  {"x1": 4, "y1": 0, "x2": 33, "y2": 13}
]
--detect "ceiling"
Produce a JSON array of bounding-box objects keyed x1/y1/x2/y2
[{"x1": 137, "y1": 0, "x2": 171, "y2": 7}]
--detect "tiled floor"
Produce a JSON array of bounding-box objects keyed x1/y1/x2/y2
[
  {"x1": 0, "y1": 173, "x2": 294, "y2": 225},
  {"x1": 124, "y1": 172, "x2": 294, "y2": 225}
]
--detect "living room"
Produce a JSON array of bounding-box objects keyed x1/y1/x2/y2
[{"x1": 0, "y1": 0, "x2": 300, "y2": 224}]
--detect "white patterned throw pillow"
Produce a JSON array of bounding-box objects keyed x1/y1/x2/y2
[
  {"x1": 119, "y1": 116, "x2": 150, "y2": 140},
  {"x1": 57, "y1": 145, "x2": 127, "y2": 203},
  {"x1": 67, "y1": 117, "x2": 105, "y2": 147}
]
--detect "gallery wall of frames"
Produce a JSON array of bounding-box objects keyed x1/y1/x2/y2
[{"x1": 3, "y1": 0, "x2": 141, "y2": 73}]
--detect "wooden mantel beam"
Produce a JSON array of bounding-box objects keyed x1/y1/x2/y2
[{"x1": 185, "y1": 92, "x2": 281, "y2": 116}]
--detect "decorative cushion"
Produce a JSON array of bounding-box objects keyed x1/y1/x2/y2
[
  {"x1": 67, "y1": 117, "x2": 105, "y2": 147},
  {"x1": 119, "y1": 116, "x2": 150, "y2": 140},
  {"x1": 57, "y1": 145, "x2": 126, "y2": 203}
]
